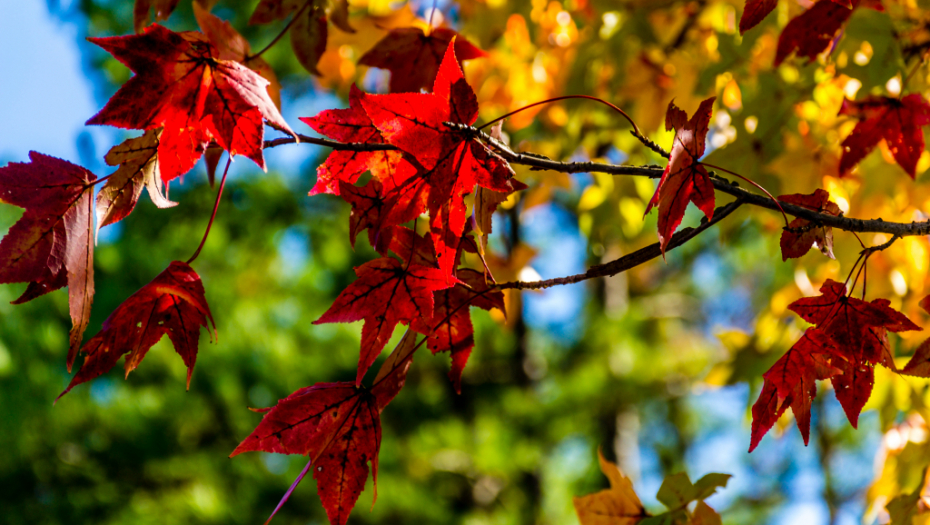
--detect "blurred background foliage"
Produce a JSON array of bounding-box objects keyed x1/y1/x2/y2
[{"x1": 5, "y1": 0, "x2": 930, "y2": 524}]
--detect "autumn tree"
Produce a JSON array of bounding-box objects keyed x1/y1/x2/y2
[{"x1": 5, "y1": 0, "x2": 930, "y2": 524}]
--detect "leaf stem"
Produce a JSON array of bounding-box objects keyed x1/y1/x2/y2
[
  {"x1": 427, "y1": 0, "x2": 439, "y2": 31},
  {"x1": 187, "y1": 156, "x2": 231, "y2": 265},
  {"x1": 263, "y1": 459, "x2": 314, "y2": 525},
  {"x1": 477, "y1": 95, "x2": 641, "y2": 136},
  {"x1": 83, "y1": 173, "x2": 114, "y2": 191},
  {"x1": 701, "y1": 162, "x2": 789, "y2": 228},
  {"x1": 247, "y1": 0, "x2": 313, "y2": 61},
  {"x1": 269, "y1": 125, "x2": 930, "y2": 239}
]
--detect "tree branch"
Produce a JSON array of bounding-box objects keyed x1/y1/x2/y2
[
  {"x1": 496, "y1": 198, "x2": 745, "y2": 291},
  {"x1": 264, "y1": 124, "x2": 930, "y2": 238}
]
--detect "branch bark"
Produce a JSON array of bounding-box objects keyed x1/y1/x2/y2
[
  {"x1": 497, "y1": 198, "x2": 745, "y2": 291},
  {"x1": 264, "y1": 124, "x2": 930, "y2": 238}
]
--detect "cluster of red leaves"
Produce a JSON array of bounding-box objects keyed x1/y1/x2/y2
[
  {"x1": 0, "y1": 154, "x2": 217, "y2": 400},
  {"x1": 739, "y1": 0, "x2": 883, "y2": 66},
  {"x1": 750, "y1": 280, "x2": 929, "y2": 451},
  {"x1": 235, "y1": 39, "x2": 509, "y2": 525},
  {"x1": 646, "y1": 97, "x2": 716, "y2": 255},
  {"x1": 738, "y1": 0, "x2": 930, "y2": 179},
  {"x1": 0, "y1": 18, "x2": 307, "y2": 399},
  {"x1": 305, "y1": 40, "x2": 512, "y2": 386}
]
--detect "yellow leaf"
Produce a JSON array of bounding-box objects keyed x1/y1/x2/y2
[{"x1": 573, "y1": 450, "x2": 647, "y2": 525}]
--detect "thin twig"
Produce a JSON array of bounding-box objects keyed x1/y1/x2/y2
[
  {"x1": 266, "y1": 124, "x2": 930, "y2": 238},
  {"x1": 496, "y1": 199, "x2": 744, "y2": 291},
  {"x1": 247, "y1": 0, "x2": 314, "y2": 61}
]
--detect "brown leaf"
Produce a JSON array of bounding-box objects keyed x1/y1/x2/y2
[
  {"x1": 573, "y1": 450, "x2": 648, "y2": 525},
  {"x1": 97, "y1": 130, "x2": 177, "y2": 240},
  {"x1": 292, "y1": 4, "x2": 328, "y2": 76}
]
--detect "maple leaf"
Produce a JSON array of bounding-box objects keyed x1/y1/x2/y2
[
  {"x1": 838, "y1": 94, "x2": 930, "y2": 178},
  {"x1": 358, "y1": 41, "x2": 515, "y2": 278},
  {"x1": 231, "y1": 329, "x2": 418, "y2": 525},
  {"x1": 57, "y1": 261, "x2": 215, "y2": 400},
  {"x1": 645, "y1": 97, "x2": 716, "y2": 256},
  {"x1": 778, "y1": 189, "x2": 842, "y2": 260},
  {"x1": 902, "y1": 296, "x2": 930, "y2": 377},
  {"x1": 740, "y1": 0, "x2": 854, "y2": 34},
  {"x1": 573, "y1": 449, "x2": 648, "y2": 525},
  {"x1": 0, "y1": 152, "x2": 96, "y2": 367},
  {"x1": 787, "y1": 279, "x2": 920, "y2": 426},
  {"x1": 133, "y1": 0, "x2": 179, "y2": 33},
  {"x1": 193, "y1": 2, "x2": 283, "y2": 109},
  {"x1": 313, "y1": 256, "x2": 454, "y2": 386},
  {"x1": 247, "y1": 0, "x2": 328, "y2": 75},
  {"x1": 412, "y1": 268, "x2": 505, "y2": 393},
  {"x1": 749, "y1": 329, "x2": 841, "y2": 451},
  {"x1": 738, "y1": 0, "x2": 778, "y2": 35},
  {"x1": 300, "y1": 85, "x2": 408, "y2": 196},
  {"x1": 358, "y1": 27, "x2": 486, "y2": 93},
  {"x1": 96, "y1": 130, "x2": 177, "y2": 239},
  {"x1": 339, "y1": 179, "x2": 386, "y2": 250},
  {"x1": 774, "y1": 0, "x2": 883, "y2": 67},
  {"x1": 86, "y1": 24, "x2": 295, "y2": 183}
]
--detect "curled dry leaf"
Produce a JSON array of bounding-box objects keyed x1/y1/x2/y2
[
  {"x1": 96, "y1": 129, "x2": 178, "y2": 240},
  {"x1": 778, "y1": 189, "x2": 841, "y2": 260}
]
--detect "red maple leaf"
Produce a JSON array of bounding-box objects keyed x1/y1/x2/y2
[
  {"x1": 231, "y1": 329, "x2": 418, "y2": 525},
  {"x1": 739, "y1": 0, "x2": 778, "y2": 34},
  {"x1": 246, "y1": 0, "x2": 331, "y2": 75},
  {"x1": 645, "y1": 97, "x2": 716, "y2": 255},
  {"x1": 787, "y1": 279, "x2": 920, "y2": 425},
  {"x1": 339, "y1": 179, "x2": 387, "y2": 250},
  {"x1": 0, "y1": 152, "x2": 96, "y2": 366},
  {"x1": 774, "y1": 0, "x2": 883, "y2": 67},
  {"x1": 300, "y1": 85, "x2": 407, "y2": 196},
  {"x1": 358, "y1": 27, "x2": 486, "y2": 93},
  {"x1": 57, "y1": 261, "x2": 215, "y2": 400},
  {"x1": 750, "y1": 329, "x2": 841, "y2": 451},
  {"x1": 358, "y1": 41, "x2": 514, "y2": 278},
  {"x1": 313, "y1": 255, "x2": 455, "y2": 386},
  {"x1": 837, "y1": 94, "x2": 930, "y2": 178},
  {"x1": 902, "y1": 296, "x2": 930, "y2": 377},
  {"x1": 86, "y1": 24, "x2": 295, "y2": 183},
  {"x1": 778, "y1": 189, "x2": 842, "y2": 260},
  {"x1": 412, "y1": 268, "x2": 505, "y2": 393},
  {"x1": 740, "y1": 0, "x2": 853, "y2": 34}
]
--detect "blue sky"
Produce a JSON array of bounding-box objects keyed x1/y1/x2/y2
[{"x1": 0, "y1": 1, "x2": 101, "y2": 165}]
